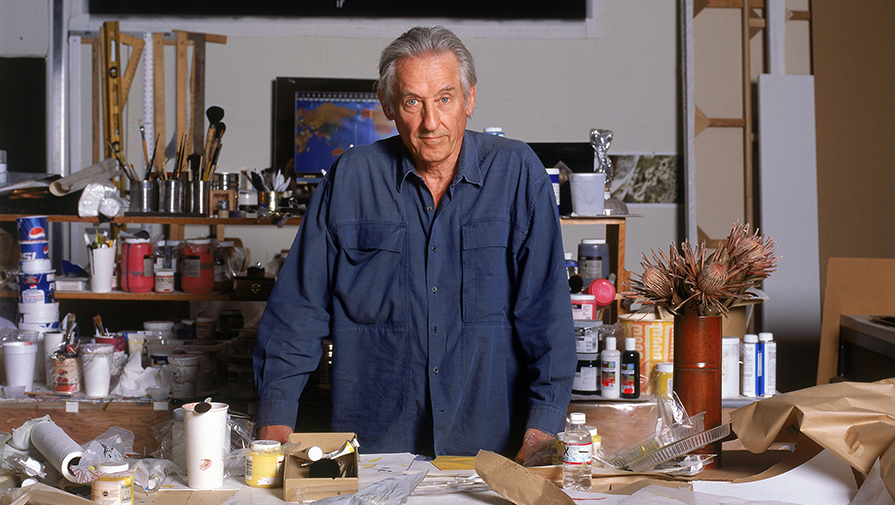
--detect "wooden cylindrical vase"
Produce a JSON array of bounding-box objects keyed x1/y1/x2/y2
[{"x1": 673, "y1": 309, "x2": 723, "y2": 467}]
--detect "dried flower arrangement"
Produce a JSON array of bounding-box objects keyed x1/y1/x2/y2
[{"x1": 624, "y1": 222, "x2": 780, "y2": 317}]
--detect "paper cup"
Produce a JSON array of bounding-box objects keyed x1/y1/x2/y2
[
  {"x1": 20, "y1": 258, "x2": 52, "y2": 273},
  {"x1": 3, "y1": 342, "x2": 38, "y2": 391},
  {"x1": 16, "y1": 331, "x2": 43, "y2": 384},
  {"x1": 19, "y1": 240, "x2": 49, "y2": 261},
  {"x1": 89, "y1": 246, "x2": 116, "y2": 293},
  {"x1": 17, "y1": 271, "x2": 55, "y2": 304},
  {"x1": 18, "y1": 301, "x2": 59, "y2": 314},
  {"x1": 16, "y1": 215, "x2": 48, "y2": 241},
  {"x1": 183, "y1": 401, "x2": 229, "y2": 489},
  {"x1": 80, "y1": 343, "x2": 114, "y2": 398},
  {"x1": 569, "y1": 173, "x2": 606, "y2": 216}
]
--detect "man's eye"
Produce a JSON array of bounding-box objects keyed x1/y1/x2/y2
[
  {"x1": 406, "y1": 98, "x2": 418, "y2": 106},
  {"x1": 440, "y1": 96, "x2": 450, "y2": 104}
]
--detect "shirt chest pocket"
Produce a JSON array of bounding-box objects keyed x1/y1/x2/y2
[
  {"x1": 335, "y1": 223, "x2": 405, "y2": 325},
  {"x1": 461, "y1": 220, "x2": 513, "y2": 323}
]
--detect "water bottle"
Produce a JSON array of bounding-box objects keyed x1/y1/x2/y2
[{"x1": 562, "y1": 412, "x2": 592, "y2": 492}]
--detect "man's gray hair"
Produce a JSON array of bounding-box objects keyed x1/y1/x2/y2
[{"x1": 376, "y1": 26, "x2": 476, "y2": 114}]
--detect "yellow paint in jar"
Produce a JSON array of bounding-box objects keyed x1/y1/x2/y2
[
  {"x1": 655, "y1": 362, "x2": 674, "y2": 396},
  {"x1": 245, "y1": 440, "x2": 285, "y2": 488},
  {"x1": 91, "y1": 461, "x2": 133, "y2": 505}
]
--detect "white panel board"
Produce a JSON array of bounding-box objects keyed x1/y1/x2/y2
[{"x1": 757, "y1": 73, "x2": 821, "y2": 391}]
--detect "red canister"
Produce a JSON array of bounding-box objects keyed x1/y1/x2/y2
[
  {"x1": 181, "y1": 239, "x2": 214, "y2": 294},
  {"x1": 121, "y1": 238, "x2": 154, "y2": 293}
]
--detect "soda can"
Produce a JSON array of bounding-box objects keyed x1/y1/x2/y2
[
  {"x1": 19, "y1": 240, "x2": 49, "y2": 261},
  {"x1": 16, "y1": 215, "x2": 48, "y2": 241}
]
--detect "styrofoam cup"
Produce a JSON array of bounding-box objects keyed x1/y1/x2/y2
[
  {"x1": 17, "y1": 331, "x2": 43, "y2": 384},
  {"x1": 80, "y1": 344, "x2": 114, "y2": 398},
  {"x1": 3, "y1": 342, "x2": 38, "y2": 391},
  {"x1": 18, "y1": 302, "x2": 59, "y2": 314},
  {"x1": 20, "y1": 259, "x2": 52, "y2": 273},
  {"x1": 183, "y1": 401, "x2": 229, "y2": 489},
  {"x1": 89, "y1": 246, "x2": 116, "y2": 293},
  {"x1": 569, "y1": 172, "x2": 606, "y2": 216}
]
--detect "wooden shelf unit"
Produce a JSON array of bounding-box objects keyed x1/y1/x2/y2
[{"x1": 560, "y1": 215, "x2": 627, "y2": 322}]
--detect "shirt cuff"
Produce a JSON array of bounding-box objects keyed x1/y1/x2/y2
[
  {"x1": 255, "y1": 398, "x2": 300, "y2": 430},
  {"x1": 526, "y1": 403, "x2": 569, "y2": 435}
]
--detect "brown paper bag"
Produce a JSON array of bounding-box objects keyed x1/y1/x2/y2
[{"x1": 729, "y1": 378, "x2": 895, "y2": 500}]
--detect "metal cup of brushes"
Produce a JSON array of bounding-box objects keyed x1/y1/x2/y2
[{"x1": 623, "y1": 222, "x2": 779, "y2": 468}]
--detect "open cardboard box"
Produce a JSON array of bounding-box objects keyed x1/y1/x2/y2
[{"x1": 283, "y1": 432, "x2": 359, "y2": 502}]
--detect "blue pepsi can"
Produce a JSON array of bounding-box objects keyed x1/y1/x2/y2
[
  {"x1": 16, "y1": 215, "x2": 48, "y2": 241},
  {"x1": 20, "y1": 240, "x2": 50, "y2": 261}
]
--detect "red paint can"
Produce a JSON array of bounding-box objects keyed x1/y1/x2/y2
[
  {"x1": 181, "y1": 239, "x2": 214, "y2": 294},
  {"x1": 121, "y1": 238, "x2": 154, "y2": 293}
]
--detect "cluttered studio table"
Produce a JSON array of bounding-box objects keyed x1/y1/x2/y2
[{"x1": 3, "y1": 378, "x2": 895, "y2": 505}]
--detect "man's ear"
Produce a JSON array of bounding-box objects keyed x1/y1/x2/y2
[{"x1": 378, "y1": 89, "x2": 395, "y2": 120}]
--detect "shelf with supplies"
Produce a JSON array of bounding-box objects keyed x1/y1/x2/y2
[
  {"x1": 0, "y1": 213, "x2": 302, "y2": 240},
  {"x1": 560, "y1": 214, "x2": 635, "y2": 323}
]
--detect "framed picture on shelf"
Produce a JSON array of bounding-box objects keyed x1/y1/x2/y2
[{"x1": 272, "y1": 77, "x2": 398, "y2": 176}]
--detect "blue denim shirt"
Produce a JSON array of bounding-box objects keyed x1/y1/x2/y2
[{"x1": 254, "y1": 130, "x2": 575, "y2": 457}]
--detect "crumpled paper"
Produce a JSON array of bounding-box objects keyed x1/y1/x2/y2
[
  {"x1": 110, "y1": 352, "x2": 160, "y2": 397},
  {"x1": 729, "y1": 378, "x2": 895, "y2": 501},
  {"x1": 77, "y1": 182, "x2": 126, "y2": 218}
]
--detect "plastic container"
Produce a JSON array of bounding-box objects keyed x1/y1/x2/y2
[
  {"x1": 195, "y1": 317, "x2": 216, "y2": 340},
  {"x1": 721, "y1": 336, "x2": 740, "y2": 399},
  {"x1": 91, "y1": 461, "x2": 133, "y2": 505},
  {"x1": 741, "y1": 334, "x2": 759, "y2": 397},
  {"x1": 759, "y1": 332, "x2": 776, "y2": 397},
  {"x1": 600, "y1": 336, "x2": 621, "y2": 399},
  {"x1": 655, "y1": 362, "x2": 674, "y2": 397},
  {"x1": 180, "y1": 239, "x2": 214, "y2": 294},
  {"x1": 120, "y1": 238, "x2": 154, "y2": 293},
  {"x1": 245, "y1": 440, "x2": 285, "y2": 488},
  {"x1": 572, "y1": 353, "x2": 599, "y2": 395},
  {"x1": 570, "y1": 294, "x2": 597, "y2": 320},
  {"x1": 621, "y1": 337, "x2": 640, "y2": 399},
  {"x1": 154, "y1": 268, "x2": 174, "y2": 293},
  {"x1": 562, "y1": 412, "x2": 592, "y2": 491},
  {"x1": 578, "y1": 239, "x2": 610, "y2": 288},
  {"x1": 80, "y1": 343, "x2": 114, "y2": 398}
]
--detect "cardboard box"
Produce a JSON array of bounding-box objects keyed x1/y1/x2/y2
[{"x1": 283, "y1": 432, "x2": 359, "y2": 502}]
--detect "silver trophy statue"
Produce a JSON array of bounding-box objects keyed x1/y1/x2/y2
[{"x1": 589, "y1": 128, "x2": 628, "y2": 215}]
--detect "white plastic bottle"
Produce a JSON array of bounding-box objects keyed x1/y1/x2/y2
[
  {"x1": 741, "y1": 334, "x2": 758, "y2": 397},
  {"x1": 562, "y1": 412, "x2": 593, "y2": 491},
  {"x1": 759, "y1": 332, "x2": 776, "y2": 397},
  {"x1": 600, "y1": 336, "x2": 621, "y2": 399}
]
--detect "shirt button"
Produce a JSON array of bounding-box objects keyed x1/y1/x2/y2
[
  {"x1": 433, "y1": 326, "x2": 438, "y2": 333},
  {"x1": 433, "y1": 367, "x2": 439, "y2": 374},
  {"x1": 431, "y1": 286, "x2": 437, "y2": 293},
  {"x1": 426, "y1": 206, "x2": 433, "y2": 211},
  {"x1": 431, "y1": 246, "x2": 437, "y2": 252}
]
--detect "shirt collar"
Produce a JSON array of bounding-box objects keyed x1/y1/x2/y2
[{"x1": 396, "y1": 131, "x2": 483, "y2": 192}]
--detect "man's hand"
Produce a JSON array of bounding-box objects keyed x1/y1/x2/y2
[
  {"x1": 514, "y1": 428, "x2": 555, "y2": 465},
  {"x1": 256, "y1": 424, "x2": 293, "y2": 444}
]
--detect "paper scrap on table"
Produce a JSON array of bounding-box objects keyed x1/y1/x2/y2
[{"x1": 692, "y1": 448, "x2": 857, "y2": 504}]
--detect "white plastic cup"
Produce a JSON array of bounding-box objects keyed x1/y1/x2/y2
[
  {"x1": 3, "y1": 342, "x2": 38, "y2": 391},
  {"x1": 89, "y1": 246, "x2": 116, "y2": 293},
  {"x1": 569, "y1": 173, "x2": 606, "y2": 216},
  {"x1": 17, "y1": 331, "x2": 43, "y2": 384},
  {"x1": 183, "y1": 401, "x2": 229, "y2": 489},
  {"x1": 18, "y1": 301, "x2": 60, "y2": 314},
  {"x1": 80, "y1": 343, "x2": 114, "y2": 398},
  {"x1": 20, "y1": 258, "x2": 52, "y2": 273}
]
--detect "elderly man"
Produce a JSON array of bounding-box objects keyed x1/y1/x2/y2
[{"x1": 253, "y1": 25, "x2": 575, "y2": 461}]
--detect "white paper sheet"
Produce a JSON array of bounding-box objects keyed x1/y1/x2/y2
[{"x1": 691, "y1": 449, "x2": 857, "y2": 505}]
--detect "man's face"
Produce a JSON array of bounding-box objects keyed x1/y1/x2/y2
[{"x1": 380, "y1": 52, "x2": 476, "y2": 172}]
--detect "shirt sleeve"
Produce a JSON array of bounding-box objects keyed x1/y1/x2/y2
[
  {"x1": 512, "y1": 158, "x2": 577, "y2": 435},
  {"x1": 253, "y1": 176, "x2": 334, "y2": 430}
]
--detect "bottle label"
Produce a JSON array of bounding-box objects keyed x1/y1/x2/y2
[
  {"x1": 601, "y1": 360, "x2": 617, "y2": 389},
  {"x1": 573, "y1": 366, "x2": 599, "y2": 392},
  {"x1": 182, "y1": 256, "x2": 201, "y2": 278},
  {"x1": 562, "y1": 441, "x2": 592, "y2": 465},
  {"x1": 621, "y1": 363, "x2": 636, "y2": 394}
]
